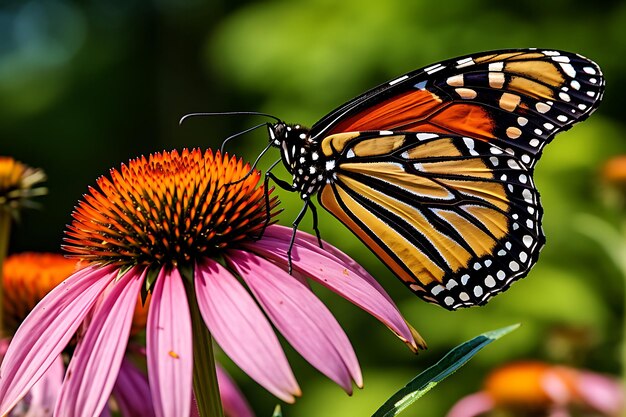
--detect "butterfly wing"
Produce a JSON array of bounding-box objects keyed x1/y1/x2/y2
[
  {"x1": 318, "y1": 131, "x2": 543, "y2": 309},
  {"x1": 310, "y1": 49, "x2": 604, "y2": 168}
]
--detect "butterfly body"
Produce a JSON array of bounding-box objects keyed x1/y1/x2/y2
[{"x1": 266, "y1": 49, "x2": 604, "y2": 310}]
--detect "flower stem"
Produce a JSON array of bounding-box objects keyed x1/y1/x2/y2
[
  {"x1": 184, "y1": 278, "x2": 224, "y2": 417},
  {"x1": 0, "y1": 210, "x2": 10, "y2": 338}
]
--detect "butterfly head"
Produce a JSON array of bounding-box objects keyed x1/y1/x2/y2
[{"x1": 268, "y1": 122, "x2": 328, "y2": 199}]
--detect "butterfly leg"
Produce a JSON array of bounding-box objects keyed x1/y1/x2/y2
[
  {"x1": 287, "y1": 200, "x2": 310, "y2": 274},
  {"x1": 258, "y1": 168, "x2": 295, "y2": 240},
  {"x1": 307, "y1": 200, "x2": 324, "y2": 249}
]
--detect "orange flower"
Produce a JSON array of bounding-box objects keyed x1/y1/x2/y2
[{"x1": 447, "y1": 361, "x2": 623, "y2": 417}]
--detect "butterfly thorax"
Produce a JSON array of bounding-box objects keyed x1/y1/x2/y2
[{"x1": 268, "y1": 122, "x2": 328, "y2": 199}]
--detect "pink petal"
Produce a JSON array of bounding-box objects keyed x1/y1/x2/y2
[
  {"x1": 55, "y1": 266, "x2": 145, "y2": 417},
  {"x1": 0, "y1": 265, "x2": 118, "y2": 415},
  {"x1": 194, "y1": 258, "x2": 300, "y2": 403},
  {"x1": 577, "y1": 371, "x2": 624, "y2": 415},
  {"x1": 216, "y1": 364, "x2": 255, "y2": 417},
  {"x1": 22, "y1": 355, "x2": 64, "y2": 417},
  {"x1": 445, "y1": 392, "x2": 494, "y2": 417},
  {"x1": 112, "y1": 357, "x2": 156, "y2": 417},
  {"x1": 243, "y1": 227, "x2": 415, "y2": 349},
  {"x1": 147, "y1": 267, "x2": 193, "y2": 417},
  {"x1": 227, "y1": 250, "x2": 362, "y2": 392}
]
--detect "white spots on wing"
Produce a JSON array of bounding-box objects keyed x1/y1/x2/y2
[
  {"x1": 446, "y1": 279, "x2": 458, "y2": 290},
  {"x1": 490, "y1": 156, "x2": 499, "y2": 166},
  {"x1": 578, "y1": 103, "x2": 588, "y2": 111},
  {"x1": 529, "y1": 138, "x2": 540, "y2": 147},
  {"x1": 557, "y1": 115, "x2": 569, "y2": 123},
  {"x1": 444, "y1": 296, "x2": 454, "y2": 306},
  {"x1": 570, "y1": 80, "x2": 581, "y2": 90},
  {"x1": 456, "y1": 88, "x2": 478, "y2": 99},
  {"x1": 505, "y1": 241, "x2": 512, "y2": 250},
  {"x1": 583, "y1": 66, "x2": 597, "y2": 75},
  {"x1": 519, "y1": 252, "x2": 528, "y2": 263},
  {"x1": 474, "y1": 286, "x2": 484, "y2": 297},
  {"x1": 551, "y1": 55, "x2": 570, "y2": 63},
  {"x1": 389, "y1": 74, "x2": 409, "y2": 86},
  {"x1": 311, "y1": 151, "x2": 319, "y2": 161},
  {"x1": 309, "y1": 166, "x2": 317, "y2": 174},
  {"x1": 416, "y1": 132, "x2": 439, "y2": 141},
  {"x1": 559, "y1": 63, "x2": 576, "y2": 78},
  {"x1": 446, "y1": 74, "x2": 464, "y2": 87},
  {"x1": 463, "y1": 138, "x2": 479, "y2": 156},
  {"x1": 534, "y1": 128, "x2": 543, "y2": 136},
  {"x1": 473, "y1": 262, "x2": 482, "y2": 270},
  {"x1": 523, "y1": 235, "x2": 533, "y2": 248},
  {"x1": 456, "y1": 57, "x2": 475, "y2": 68},
  {"x1": 484, "y1": 275, "x2": 496, "y2": 288},
  {"x1": 519, "y1": 174, "x2": 528, "y2": 184},
  {"x1": 521, "y1": 154, "x2": 532, "y2": 165},
  {"x1": 508, "y1": 159, "x2": 521, "y2": 170},
  {"x1": 497, "y1": 270, "x2": 506, "y2": 280},
  {"x1": 490, "y1": 147, "x2": 503, "y2": 155},
  {"x1": 587, "y1": 90, "x2": 596, "y2": 97},
  {"x1": 425, "y1": 63, "x2": 445, "y2": 74},
  {"x1": 346, "y1": 149, "x2": 355, "y2": 159},
  {"x1": 497, "y1": 249, "x2": 506, "y2": 256},
  {"x1": 544, "y1": 122, "x2": 554, "y2": 130},
  {"x1": 459, "y1": 292, "x2": 470, "y2": 302},
  {"x1": 380, "y1": 130, "x2": 394, "y2": 135},
  {"x1": 489, "y1": 72, "x2": 505, "y2": 88},
  {"x1": 488, "y1": 62, "x2": 504, "y2": 72},
  {"x1": 500, "y1": 174, "x2": 507, "y2": 181},
  {"x1": 431, "y1": 285, "x2": 445, "y2": 296},
  {"x1": 461, "y1": 274, "x2": 470, "y2": 285},
  {"x1": 589, "y1": 78, "x2": 597, "y2": 84},
  {"x1": 517, "y1": 117, "x2": 528, "y2": 126},
  {"x1": 526, "y1": 219, "x2": 534, "y2": 228},
  {"x1": 522, "y1": 188, "x2": 533, "y2": 203},
  {"x1": 299, "y1": 133, "x2": 307, "y2": 139},
  {"x1": 559, "y1": 92, "x2": 571, "y2": 102},
  {"x1": 536, "y1": 102, "x2": 551, "y2": 113},
  {"x1": 509, "y1": 261, "x2": 520, "y2": 272},
  {"x1": 543, "y1": 50, "x2": 560, "y2": 56},
  {"x1": 325, "y1": 160, "x2": 336, "y2": 171}
]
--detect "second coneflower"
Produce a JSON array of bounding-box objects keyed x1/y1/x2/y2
[{"x1": 0, "y1": 149, "x2": 419, "y2": 417}]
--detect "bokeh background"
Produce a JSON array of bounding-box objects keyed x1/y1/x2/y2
[{"x1": 2, "y1": 0, "x2": 626, "y2": 415}]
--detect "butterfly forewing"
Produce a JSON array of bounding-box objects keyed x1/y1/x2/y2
[
  {"x1": 311, "y1": 49, "x2": 604, "y2": 168},
  {"x1": 318, "y1": 131, "x2": 544, "y2": 309}
]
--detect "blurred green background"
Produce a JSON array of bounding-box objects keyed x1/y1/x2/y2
[{"x1": 2, "y1": 0, "x2": 626, "y2": 415}]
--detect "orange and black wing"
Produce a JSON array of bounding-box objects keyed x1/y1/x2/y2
[
  {"x1": 318, "y1": 131, "x2": 543, "y2": 310},
  {"x1": 310, "y1": 49, "x2": 604, "y2": 168}
]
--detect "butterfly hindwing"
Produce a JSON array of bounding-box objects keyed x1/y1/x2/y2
[
  {"x1": 318, "y1": 131, "x2": 544, "y2": 309},
  {"x1": 311, "y1": 49, "x2": 604, "y2": 168}
]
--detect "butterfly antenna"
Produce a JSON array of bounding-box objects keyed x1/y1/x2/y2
[
  {"x1": 217, "y1": 122, "x2": 269, "y2": 153},
  {"x1": 227, "y1": 140, "x2": 274, "y2": 186},
  {"x1": 179, "y1": 111, "x2": 282, "y2": 126}
]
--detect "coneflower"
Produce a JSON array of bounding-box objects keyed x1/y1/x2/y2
[{"x1": 0, "y1": 149, "x2": 419, "y2": 417}]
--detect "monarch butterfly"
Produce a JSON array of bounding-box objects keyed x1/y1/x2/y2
[{"x1": 193, "y1": 49, "x2": 604, "y2": 310}]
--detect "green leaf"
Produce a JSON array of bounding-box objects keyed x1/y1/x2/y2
[
  {"x1": 372, "y1": 324, "x2": 520, "y2": 417},
  {"x1": 272, "y1": 405, "x2": 283, "y2": 417}
]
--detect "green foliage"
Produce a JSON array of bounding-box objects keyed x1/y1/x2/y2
[{"x1": 372, "y1": 325, "x2": 519, "y2": 417}]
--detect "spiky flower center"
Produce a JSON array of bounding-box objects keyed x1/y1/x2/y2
[
  {"x1": 63, "y1": 149, "x2": 278, "y2": 267},
  {"x1": 0, "y1": 157, "x2": 47, "y2": 213},
  {"x1": 2, "y1": 253, "x2": 77, "y2": 332}
]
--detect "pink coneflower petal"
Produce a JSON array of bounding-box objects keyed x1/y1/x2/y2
[
  {"x1": 0, "y1": 265, "x2": 118, "y2": 415},
  {"x1": 21, "y1": 355, "x2": 64, "y2": 417},
  {"x1": 244, "y1": 227, "x2": 415, "y2": 349},
  {"x1": 577, "y1": 371, "x2": 624, "y2": 415},
  {"x1": 445, "y1": 392, "x2": 494, "y2": 417},
  {"x1": 55, "y1": 266, "x2": 145, "y2": 417},
  {"x1": 112, "y1": 358, "x2": 156, "y2": 417},
  {"x1": 147, "y1": 267, "x2": 193, "y2": 417},
  {"x1": 194, "y1": 258, "x2": 300, "y2": 403},
  {"x1": 227, "y1": 249, "x2": 362, "y2": 392},
  {"x1": 215, "y1": 364, "x2": 255, "y2": 417}
]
